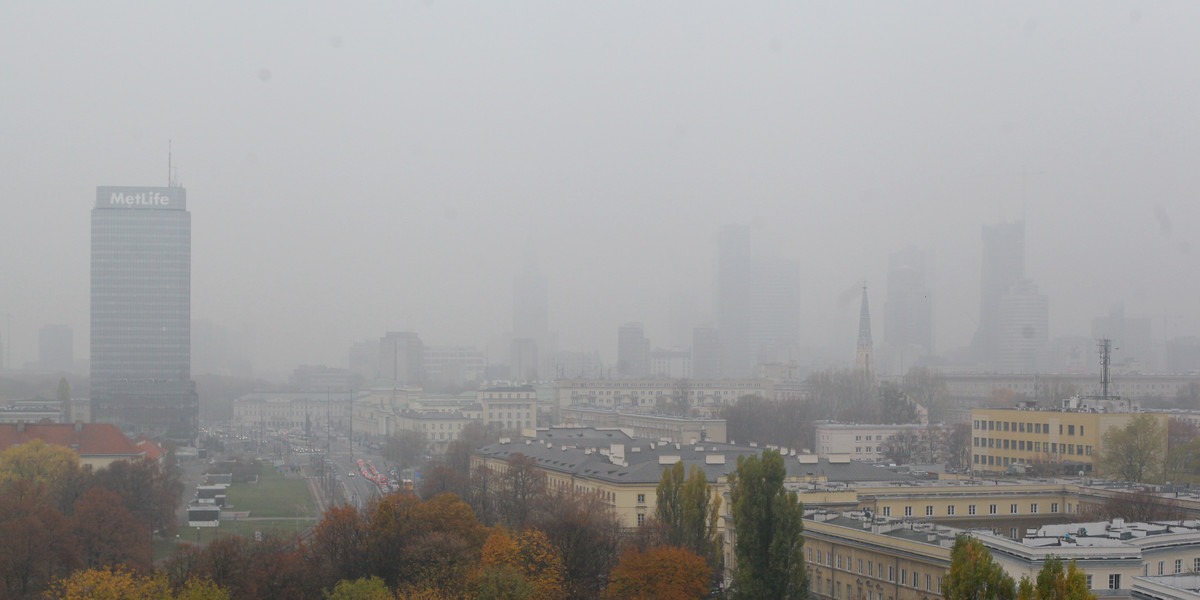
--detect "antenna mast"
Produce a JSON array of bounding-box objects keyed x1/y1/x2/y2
[{"x1": 1098, "y1": 338, "x2": 1112, "y2": 399}]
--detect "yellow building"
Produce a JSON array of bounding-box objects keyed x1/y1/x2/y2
[{"x1": 970, "y1": 408, "x2": 1167, "y2": 474}]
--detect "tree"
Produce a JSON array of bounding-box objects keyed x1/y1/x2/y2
[
  {"x1": 307, "y1": 504, "x2": 368, "y2": 588},
  {"x1": 92, "y1": 456, "x2": 183, "y2": 535},
  {"x1": 497, "y1": 454, "x2": 547, "y2": 530},
  {"x1": 324, "y1": 576, "x2": 392, "y2": 600},
  {"x1": 478, "y1": 528, "x2": 566, "y2": 600},
  {"x1": 1018, "y1": 558, "x2": 1094, "y2": 600},
  {"x1": 882, "y1": 430, "x2": 921, "y2": 465},
  {"x1": 1097, "y1": 415, "x2": 1166, "y2": 483},
  {"x1": 0, "y1": 439, "x2": 82, "y2": 489},
  {"x1": 880, "y1": 382, "x2": 919, "y2": 425},
  {"x1": 903, "y1": 367, "x2": 950, "y2": 421},
  {"x1": 1079, "y1": 487, "x2": 1184, "y2": 522},
  {"x1": 0, "y1": 479, "x2": 76, "y2": 599},
  {"x1": 56, "y1": 377, "x2": 72, "y2": 404},
  {"x1": 728, "y1": 449, "x2": 807, "y2": 599},
  {"x1": 1165, "y1": 418, "x2": 1200, "y2": 482},
  {"x1": 943, "y1": 536, "x2": 1015, "y2": 600},
  {"x1": 605, "y1": 546, "x2": 712, "y2": 600},
  {"x1": 71, "y1": 487, "x2": 151, "y2": 570},
  {"x1": 1016, "y1": 557, "x2": 1094, "y2": 600},
  {"x1": 384, "y1": 430, "x2": 428, "y2": 471},
  {"x1": 653, "y1": 462, "x2": 721, "y2": 576},
  {"x1": 534, "y1": 489, "x2": 622, "y2": 600},
  {"x1": 43, "y1": 568, "x2": 170, "y2": 600},
  {"x1": 945, "y1": 423, "x2": 973, "y2": 471}
]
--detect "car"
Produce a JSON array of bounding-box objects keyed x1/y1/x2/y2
[{"x1": 348, "y1": 472, "x2": 355, "y2": 477}]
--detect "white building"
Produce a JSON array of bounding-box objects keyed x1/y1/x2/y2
[{"x1": 814, "y1": 422, "x2": 928, "y2": 461}]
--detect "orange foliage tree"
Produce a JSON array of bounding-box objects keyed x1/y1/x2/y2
[
  {"x1": 71, "y1": 487, "x2": 151, "y2": 571},
  {"x1": 478, "y1": 528, "x2": 566, "y2": 600},
  {"x1": 605, "y1": 546, "x2": 712, "y2": 600}
]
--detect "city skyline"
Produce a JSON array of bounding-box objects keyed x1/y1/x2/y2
[{"x1": 3, "y1": 4, "x2": 1200, "y2": 376}]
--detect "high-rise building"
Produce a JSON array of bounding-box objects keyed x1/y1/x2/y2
[
  {"x1": 883, "y1": 247, "x2": 933, "y2": 372},
  {"x1": 995, "y1": 280, "x2": 1048, "y2": 373},
  {"x1": 617, "y1": 323, "x2": 651, "y2": 378},
  {"x1": 716, "y1": 225, "x2": 754, "y2": 378},
  {"x1": 378, "y1": 331, "x2": 423, "y2": 385},
  {"x1": 974, "y1": 221, "x2": 1026, "y2": 366},
  {"x1": 510, "y1": 338, "x2": 539, "y2": 383},
  {"x1": 91, "y1": 186, "x2": 196, "y2": 443},
  {"x1": 691, "y1": 326, "x2": 721, "y2": 380},
  {"x1": 38, "y1": 325, "x2": 74, "y2": 373},
  {"x1": 750, "y1": 257, "x2": 801, "y2": 365}
]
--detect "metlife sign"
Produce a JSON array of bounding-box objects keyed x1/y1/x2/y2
[{"x1": 96, "y1": 186, "x2": 186, "y2": 210}]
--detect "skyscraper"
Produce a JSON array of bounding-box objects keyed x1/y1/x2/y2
[
  {"x1": 716, "y1": 225, "x2": 754, "y2": 378},
  {"x1": 750, "y1": 257, "x2": 801, "y2": 365},
  {"x1": 616, "y1": 323, "x2": 651, "y2": 378},
  {"x1": 378, "y1": 331, "x2": 424, "y2": 385},
  {"x1": 91, "y1": 186, "x2": 196, "y2": 443},
  {"x1": 995, "y1": 280, "x2": 1048, "y2": 373},
  {"x1": 882, "y1": 247, "x2": 932, "y2": 373},
  {"x1": 974, "y1": 221, "x2": 1026, "y2": 366}
]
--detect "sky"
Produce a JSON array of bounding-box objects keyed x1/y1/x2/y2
[{"x1": 2, "y1": 2, "x2": 1199, "y2": 377}]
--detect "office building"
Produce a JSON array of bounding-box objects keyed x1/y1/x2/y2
[
  {"x1": 91, "y1": 185, "x2": 197, "y2": 443},
  {"x1": 510, "y1": 338, "x2": 540, "y2": 383},
  {"x1": 38, "y1": 324, "x2": 74, "y2": 373},
  {"x1": 970, "y1": 407, "x2": 1167, "y2": 473},
  {"x1": 692, "y1": 326, "x2": 721, "y2": 380},
  {"x1": 378, "y1": 331, "x2": 423, "y2": 385},
  {"x1": 995, "y1": 280, "x2": 1049, "y2": 373},
  {"x1": 975, "y1": 221, "x2": 1026, "y2": 367},
  {"x1": 882, "y1": 247, "x2": 932, "y2": 373},
  {"x1": 717, "y1": 224, "x2": 754, "y2": 378},
  {"x1": 750, "y1": 257, "x2": 801, "y2": 365},
  {"x1": 617, "y1": 322, "x2": 651, "y2": 378}
]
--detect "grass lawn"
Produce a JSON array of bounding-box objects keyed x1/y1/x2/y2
[{"x1": 224, "y1": 467, "x2": 317, "y2": 518}]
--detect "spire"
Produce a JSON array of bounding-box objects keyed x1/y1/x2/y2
[{"x1": 856, "y1": 285, "x2": 874, "y2": 378}]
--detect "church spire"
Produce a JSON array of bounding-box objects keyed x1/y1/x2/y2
[{"x1": 856, "y1": 285, "x2": 874, "y2": 378}]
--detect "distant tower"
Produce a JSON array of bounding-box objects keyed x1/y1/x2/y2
[{"x1": 856, "y1": 286, "x2": 874, "y2": 378}]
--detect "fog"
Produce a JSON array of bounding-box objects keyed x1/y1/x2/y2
[{"x1": 2, "y1": 3, "x2": 1199, "y2": 377}]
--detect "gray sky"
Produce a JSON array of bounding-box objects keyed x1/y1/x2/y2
[{"x1": 2, "y1": 2, "x2": 1199, "y2": 375}]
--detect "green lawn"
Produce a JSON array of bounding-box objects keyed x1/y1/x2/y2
[{"x1": 223, "y1": 467, "x2": 317, "y2": 518}]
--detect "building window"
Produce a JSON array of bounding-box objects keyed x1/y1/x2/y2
[
  {"x1": 1109, "y1": 574, "x2": 1120, "y2": 589},
  {"x1": 905, "y1": 506, "x2": 913, "y2": 516},
  {"x1": 868, "y1": 561, "x2": 873, "y2": 577},
  {"x1": 1030, "y1": 503, "x2": 1038, "y2": 513},
  {"x1": 837, "y1": 554, "x2": 843, "y2": 569},
  {"x1": 926, "y1": 506, "x2": 934, "y2": 516},
  {"x1": 1086, "y1": 575, "x2": 1093, "y2": 588},
  {"x1": 1010, "y1": 503, "x2": 1018, "y2": 514},
  {"x1": 858, "y1": 559, "x2": 863, "y2": 574},
  {"x1": 989, "y1": 504, "x2": 998, "y2": 515},
  {"x1": 882, "y1": 506, "x2": 891, "y2": 516},
  {"x1": 947, "y1": 505, "x2": 956, "y2": 516},
  {"x1": 1195, "y1": 557, "x2": 1200, "y2": 572},
  {"x1": 1176, "y1": 559, "x2": 1183, "y2": 574},
  {"x1": 901, "y1": 569, "x2": 907, "y2": 587},
  {"x1": 926, "y1": 574, "x2": 932, "y2": 591},
  {"x1": 637, "y1": 514, "x2": 644, "y2": 526},
  {"x1": 1159, "y1": 561, "x2": 1165, "y2": 575},
  {"x1": 637, "y1": 493, "x2": 645, "y2": 503},
  {"x1": 969, "y1": 504, "x2": 978, "y2": 515},
  {"x1": 889, "y1": 566, "x2": 895, "y2": 582},
  {"x1": 1051, "y1": 502, "x2": 1059, "y2": 513}
]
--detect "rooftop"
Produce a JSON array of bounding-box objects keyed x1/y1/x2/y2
[{"x1": 0, "y1": 422, "x2": 143, "y2": 457}]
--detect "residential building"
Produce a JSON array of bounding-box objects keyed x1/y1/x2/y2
[
  {"x1": 90, "y1": 185, "x2": 196, "y2": 443},
  {"x1": 393, "y1": 410, "x2": 473, "y2": 452},
  {"x1": 970, "y1": 407, "x2": 1168, "y2": 473},
  {"x1": 814, "y1": 422, "x2": 928, "y2": 462}
]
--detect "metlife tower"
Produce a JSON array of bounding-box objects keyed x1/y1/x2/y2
[{"x1": 91, "y1": 186, "x2": 197, "y2": 443}]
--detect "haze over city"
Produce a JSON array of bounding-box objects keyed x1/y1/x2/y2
[{"x1": 3, "y1": 2, "x2": 1199, "y2": 376}]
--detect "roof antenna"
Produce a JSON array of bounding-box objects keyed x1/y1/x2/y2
[{"x1": 168, "y1": 140, "x2": 180, "y2": 188}]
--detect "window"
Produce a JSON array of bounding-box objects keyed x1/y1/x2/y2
[
  {"x1": 883, "y1": 506, "x2": 891, "y2": 516},
  {"x1": 837, "y1": 554, "x2": 843, "y2": 569},
  {"x1": 1195, "y1": 557, "x2": 1200, "y2": 572},
  {"x1": 637, "y1": 493, "x2": 645, "y2": 503},
  {"x1": 901, "y1": 569, "x2": 907, "y2": 587},
  {"x1": 905, "y1": 506, "x2": 913, "y2": 516},
  {"x1": 1109, "y1": 574, "x2": 1120, "y2": 589},
  {"x1": 858, "y1": 558, "x2": 863, "y2": 574},
  {"x1": 1051, "y1": 502, "x2": 1059, "y2": 513},
  {"x1": 926, "y1": 574, "x2": 932, "y2": 591},
  {"x1": 889, "y1": 566, "x2": 895, "y2": 582},
  {"x1": 637, "y1": 514, "x2": 645, "y2": 526},
  {"x1": 1176, "y1": 559, "x2": 1183, "y2": 574},
  {"x1": 868, "y1": 561, "x2": 873, "y2": 577},
  {"x1": 1086, "y1": 575, "x2": 1093, "y2": 588},
  {"x1": 1159, "y1": 561, "x2": 1165, "y2": 575},
  {"x1": 1080, "y1": 426, "x2": 1085, "y2": 435},
  {"x1": 1011, "y1": 503, "x2": 1018, "y2": 514},
  {"x1": 947, "y1": 505, "x2": 956, "y2": 516},
  {"x1": 968, "y1": 504, "x2": 977, "y2": 515},
  {"x1": 926, "y1": 505, "x2": 934, "y2": 516},
  {"x1": 1068, "y1": 425, "x2": 1075, "y2": 435},
  {"x1": 1030, "y1": 503, "x2": 1038, "y2": 513},
  {"x1": 989, "y1": 504, "x2": 998, "y2": 515}
]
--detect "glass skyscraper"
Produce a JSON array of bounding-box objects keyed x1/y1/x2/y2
[{"x1": 91, "y1": 185, "x2": 196, "y2": 443}]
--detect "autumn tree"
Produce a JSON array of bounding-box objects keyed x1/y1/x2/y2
[
  {"x1": 44, "y1": 567, "x2": 230, "y2": 600},
  {"x1": 324, "y1": 576, "x2": 392, "y2": 600},
  {"x1": 71, "y1": 487, "x2": 151, "y2": 570},
  {"x1": 362, "y1": 492, "x2": 487, "y2": 595},
  {"x1": 605, "y1": 546, "x2": 712, "y2": 600},
  {"x1": 1097, "y1": 414, "x2": 1166, "y2": 483},
  {"x1": 165, "y1": 534, "x2": 319, "y2": 600},
  {"x1": 307, "y1": 504, "x2": 369, "y2": 588},
  {"x1": 879, "y1": 382, "x2": 919, "y2": 425},
  {"x1": 653, "y1": 462, "x2": 721, "y2": 576},
  {"x1": 943, "y1": 536, "x2": 1016, "y2": 600},
  {"x1": 882, "y1": 429, "x2": 922, "y2": 465},
  {"x1": 728, "y1": 449, "x2": 807, "y2": 600},
  {"x1": 0, "y1": 439, "x2": 81, "y2": 489},
  {"x1": 497, "y1": 453, "x2": 547, "y2": 530},
  {"x1": 0, "y1": 479, "x2": 76, "y2": 599},
  {"x1": 92, "y1": 456, "x2": 183, "y2": 534},
  {"x1": 1016, "y1": 557, "x2": 1096, "y2": 600},
  {"x1": 945, "y1": 423, "x2": 973, "y2": 471},
  {"x1": 478, "y1": 528, "x2": 566, "y2": 600},
  {"x1": 534, "y1": 489, "x2": 622, "y2": 600}
]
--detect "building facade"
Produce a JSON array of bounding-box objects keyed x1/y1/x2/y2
[
  {"x1": 970, "y1": 407, "x2": 1168, "y2": 473},
  {"x1": 90, "y1": 186, "x2": 196, "y2": 443},
  {"x1": 814, "y1": 422, "x2": 928, "y2": 462}
]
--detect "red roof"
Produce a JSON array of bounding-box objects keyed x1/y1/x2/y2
[
  {"x1": 0, "y1": 422, "x2": 143, "y2": 457},
  {"x1": 133, "y1": 434, "x2": 165, "y2": 460}
]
